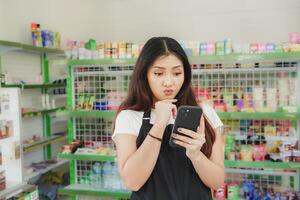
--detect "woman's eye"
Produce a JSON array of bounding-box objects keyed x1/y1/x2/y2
[
  {"x1": 174, "y1": 72, "x2": 182, "y2": 76},
  {"x1": 154, "y1": 72, "x2": 163, "y2": 76}
]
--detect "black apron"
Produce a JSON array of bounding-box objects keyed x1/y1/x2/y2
[{"x1": 131, "y1": 111, "x2": 212, "y2": 200}]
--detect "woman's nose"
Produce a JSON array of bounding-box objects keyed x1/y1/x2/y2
[{"x1": 163, "y1": 75, "x2": 173, "y2": 86}]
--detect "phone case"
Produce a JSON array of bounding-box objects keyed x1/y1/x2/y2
[{"x1": 169, "y1": 106, "x2": 203, "y2": 148}]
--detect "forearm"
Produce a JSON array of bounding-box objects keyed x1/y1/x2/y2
[
  {"x1": 191, "y1": 152, "x2": 225, "y2": 190},
  {"x1": 120, "y1": 124, "x2": 165, "y2": 190}
]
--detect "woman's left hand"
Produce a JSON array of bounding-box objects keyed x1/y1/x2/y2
[{"x1": 172, "y1": 115, "x2": 206, "y2": 160}]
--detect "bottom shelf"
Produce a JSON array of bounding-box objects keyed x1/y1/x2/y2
[
  {"x1": 58, "y1": 184, "x2": 131, "y2": 198},
  {"x1": 0, "y1": 182, "x2": 33, "y2": 199},
  {"x1": 24, "y1": 160, "x2": 69, "y2": 181}
]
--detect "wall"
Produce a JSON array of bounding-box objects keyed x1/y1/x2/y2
[
  {"x1": 0, "y1": 0, "x2": 300, "y2": 45},
  {"x1": 0, "y1": 0, "x2": 113, "y2": 46}
]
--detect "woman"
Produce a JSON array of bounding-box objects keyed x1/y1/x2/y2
[{"x1": 113, "y1": 37, "x2": 224, "y2": 200}]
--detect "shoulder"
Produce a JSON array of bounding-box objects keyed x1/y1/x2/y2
[
  {"x1": 201, "y1": 104, "x2": 223, "y2": 129},
  {"x1": 113, "y1": 109, "x2": 144, "y2": 140},
  {"x1": 117, "y1": 109, "x2": 144, "y2": 120}
]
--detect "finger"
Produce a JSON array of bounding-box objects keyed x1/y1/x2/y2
[
  {"x1": 177, "y1": 127, "x2": 197, "y2": 138},
  {"x1": 162, "y1": 99, "x2": 177, "y2": 103},
  {"x1": 173, "y1": 139, "x2": 189, "y2": 148},
  {"x1": 172, "y1": 134, "x2": 193, "y2": 144},
  {"x1": 198, "y1": 115, "x2": 205, "y2": 135},
  {"x1": 172, "y1": 105, "x2": 177, "y2": 118}
]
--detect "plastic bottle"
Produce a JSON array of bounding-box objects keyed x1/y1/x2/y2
[
  {"x1": 111, "y1": 162, "x2": 121, "y2": 190},
  {"x1": 91, "y1": 162, "x2": 102, "y2": 188},
  {"x1": 102, "y1": 161, "x2": 112, "y2": 189}
]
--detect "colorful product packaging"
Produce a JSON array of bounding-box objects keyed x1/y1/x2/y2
[
  {"x1": 250, "y1": 43, "x2": 259, "y2": 54},
  {"x1": 104, "y1": 42, "x2": 112, "y2": 58},
  {"x1": 227, "y1": 183, "x2": 239, "y2": 200},
  {"x1": 224, "y1": 39, "x2": 233, "y2": 54},
  {"x1": 200, "y1": 43, "x2": 208, "y2": 56},
  {"x1": 111, "y1": 42, "x2": 118, "y2": 59},
  {"x1": 215, "y1": 183, "x2": 227, "y2": 199},
  {"x1": 118, "y1": 42, "x2": 126, "y2": 59},
  {"x1": 240, "y1": 144, "x2": 253, "y2": 161},
  {"x1": 132, "y1": 44, "x2": 140, "y2": 58},
  {"x1": 265, "y1": 43, "x2": 275, "y2": 53},
  {"x1": 215, "y1": 41, "x2": 225, "y2": 55},
  {"x1": 97, "y1": 43, "x2": 105, "y2": 59},
  {"x1": 126, "y1": 43, "x2": 133, "y2": 58},
  {"x1": 207, "y1": 42, "x2": 215, "y2": 55},
  {"x1": 289, "y1": 32, "x2": 300, "y2": 44},
  {"x1": 252, "y1": 143, "x2": 266, "y2": 161}
]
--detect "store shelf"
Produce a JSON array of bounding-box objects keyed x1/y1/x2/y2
[
  {"x1": 58, "y1": 153, "x2": 116, "y2": 162},
  {"x1": 217, "y1": 112, "x2": 300, "y2": 120},
  {"x1": 0, "y1": 40, "x2": 64, "y2": 54},
  {"x1": 56, "y1": 110, "x2": 300, "y2": 120},
  {"x1": 24, "y1": 160, "x2": 69, "y2": 181},
  {"x1": 22, "y1": 107, "x2": 66, "y2": 118},
  {"x1": 189, "y1": 52, "x2": 300, "y2": 63},
  {"x1": 224, "y1": 160, "x2": 300, "y2": 170},
  {"x1": 58, "y1": 184, "x2": 131, "y2": 198},
  {"x1": 0, "y1": 182, "x2": 33, "y2": 199},
  {"x1": 68, "y1": 58, "x2": 136, "y2": 66},
  {"x1": 67, "y1": 52, "x2": 300, "y2": 66},
  {"x1": 23, "y1": 134, "x2": 67, "y2": 153},
  {"x1": 234, "y1": 134, "x2": 298, "y2": 142},
  {"x1": 192, "y1": 66, "x2": 297, "y2": 74},
  {"x1": 56, "y1": 110, "x2": 116, "y2": 118},
  {"x1": 1, "y1": 83, "x2": 65, "y2": 89},
  {"x1": 225, "y1": 167, "x2": 297, "y2": 176}
]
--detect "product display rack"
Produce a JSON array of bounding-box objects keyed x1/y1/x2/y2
[
  {"x1": 0, "y1": 40, "x2": 68, "y2": 198},
  {"x1": 59, "y1": 52, "x2": 300, "y2": 199}
]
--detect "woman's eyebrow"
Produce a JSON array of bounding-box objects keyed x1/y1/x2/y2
[{"x1": 152, "y1": 65, "x2": 183, "y2": 69}]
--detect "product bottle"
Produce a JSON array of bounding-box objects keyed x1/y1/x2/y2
[
  {"x1": 102, "y1": 161, "x2": 112, "y2": 189},
  {"x1": 91, "y1": 162, "x2": 102, "y2": 188},
  {"x1": 111, "y1": 162, "x2": 121, "y2": 190}
]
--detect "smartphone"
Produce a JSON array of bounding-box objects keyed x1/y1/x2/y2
[{"x1": 169, "y1": 105, "x2": 203, "y2": 148}]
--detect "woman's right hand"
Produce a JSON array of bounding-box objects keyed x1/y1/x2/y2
[{"x1": 154, "y1": 99, "x2": 177, "y2": 127}]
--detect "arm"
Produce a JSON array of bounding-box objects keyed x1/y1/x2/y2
[
  {"x1": 190, "y1": 129, "x2": 225, "y2": 190},
  {"x1": 114, "y1": 123, "x2": 165, "y2": 191},
  {"x1": 114, "y1": 99, "x2": 177, "y2": 191},
  {"x1": 172, "y1": 115, "x2": 225, "y2": 190}
]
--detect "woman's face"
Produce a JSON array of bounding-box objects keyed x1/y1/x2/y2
[{"x1": 147, "y1": 54, "x2": 184, "y2": 102}]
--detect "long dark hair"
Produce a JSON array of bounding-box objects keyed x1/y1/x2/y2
[{"x1": 115, "y1": 37, "x2": 216, "y2": 157}]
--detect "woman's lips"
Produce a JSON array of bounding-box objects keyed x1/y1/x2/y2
[{"x1": 163, "y1": 89, "x2": 174, "y2": 96}]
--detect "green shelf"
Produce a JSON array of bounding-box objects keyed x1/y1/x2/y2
[
  {"x1": 217, "y1": 112, "x2": 300, "y2": 120},
  {"x1": 68, "y1": 52, "x2": 300, "y2": 66},
  {"x1": 57, "y1": 110, "x2": 300, "y2": 120},
  {"x1": 68, "y1": 58, "x2": 137, "y2": 66},
  {"x1": 56, "y1": 110, "x2": 116, "y2": 118},
  {"x1": 22, "y1": 107, "x2": 66, "y2": 118},
  {"x1": 58, "y1": 184, "x2": 131, "y2": 198},
  {"x1": 1, "y1": 83, "x2": 65, "y2": 89},
  {"x1": 0, "y1": 40, "x2": 64, "y2": 54},
  {"x1": 225, "y1": 160, "x2": 300, "y2": 170},
  {"x1": 23, "y1": 134, "x2": 67, "y2": 153},
  {"x1": 189, "y1": 52, "x2": 300, "y2": 63},
  {"x1": 58, "y1": 153, "x2": 116, "y2": 162}
]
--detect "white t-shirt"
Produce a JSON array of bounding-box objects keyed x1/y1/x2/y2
[{"x1": 112, "y1": 104, "x2": 223, "y2": 140}]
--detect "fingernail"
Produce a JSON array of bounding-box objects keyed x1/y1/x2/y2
[
  {"x1": 177, "y1": 128, "x2": 182, "y2": 132},
  {"x1": 173, "y1": 134, "x2": 177, "y2": 138}
]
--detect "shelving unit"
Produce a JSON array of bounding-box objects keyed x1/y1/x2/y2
[
  {"x1": 59, "y1": 52, "x2": 300, "y2": 199},
  {"x1": 0, "y1": 40, "x2": 68, "y2": 197}
]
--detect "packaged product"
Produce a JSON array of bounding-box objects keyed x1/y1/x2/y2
[
  {"x1": 227, "y1": 183, "x2": 239, "y2": 200},
  {"x1": 199, "y1": 43, "x2": 207, "y2": 55}
]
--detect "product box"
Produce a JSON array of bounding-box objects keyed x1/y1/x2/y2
[{"x1": 118, "y1": 42, "x2": 126, "y2": 59}]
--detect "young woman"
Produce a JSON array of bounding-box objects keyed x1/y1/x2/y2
[{"x1": 113, "y1": 37, "x2": 224, "y2": 200}]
